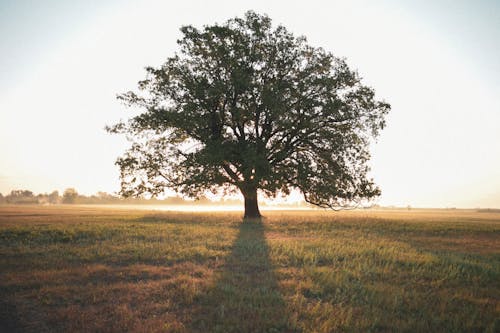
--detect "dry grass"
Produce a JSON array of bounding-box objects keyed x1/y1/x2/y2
[{"x1": 0, "y1": 205, "x2": 499, "y2": 332}]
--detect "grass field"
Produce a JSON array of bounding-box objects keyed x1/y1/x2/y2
[{"x1": 0, "y1": 205, "x2": 499, "y2": 332}]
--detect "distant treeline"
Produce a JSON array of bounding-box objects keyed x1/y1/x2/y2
[{"x1": 0, "y1": 188, "x2": 248, "y2": 206}]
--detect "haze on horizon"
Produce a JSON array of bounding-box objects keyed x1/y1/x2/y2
[{"x1": 1, "y1": 0, "x2": 499, "y2": 208}]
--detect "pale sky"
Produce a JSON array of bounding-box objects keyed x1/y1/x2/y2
[{"x1": 1, "y1": 0, "x2": 499, "y2": 208}]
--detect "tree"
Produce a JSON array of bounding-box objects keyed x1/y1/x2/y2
[
  {"x1": 48, "y1": 190, "x2": 60, "y2": 204},
  {"x1": 107, "y1": 11, "x2": 390, "y2": 219},
  {"x1": 62, "y1": 188, "x2": 78, "y2": 204},
  {"x1": 5, "y1": 190, "x2": 37, "y2": 204}
]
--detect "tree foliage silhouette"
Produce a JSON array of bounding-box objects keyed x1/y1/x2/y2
[
  {"x1": 62, "y1": 188, "x2": 78, "y2": 204},
  {"x1": 107, "y1": 11, "x2": 390, "y2": 218}
]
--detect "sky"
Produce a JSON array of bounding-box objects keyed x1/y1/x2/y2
[{"x1": 0, "y1": 0, "x2": 499, "y2": 208}]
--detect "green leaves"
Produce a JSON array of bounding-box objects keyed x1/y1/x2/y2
[{"x1": 109, "y1": 11, "x2": 389, "y2": 209}]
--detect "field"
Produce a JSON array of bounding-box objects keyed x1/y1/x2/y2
[{"x1": 0, "y1": 206, "x2": 499, "y2": 332}]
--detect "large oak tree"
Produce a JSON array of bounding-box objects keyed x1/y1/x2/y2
[{"x1": 108, "y1": 11, "x2": 390, "y2": 218}]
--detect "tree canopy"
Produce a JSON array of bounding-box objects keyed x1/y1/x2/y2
[
  {"x1": 62, "y1": 188, "x2": 78, "y2": 204},
  {"x1": 107, "y1": 11, "x2": 390, "y2": 218}
]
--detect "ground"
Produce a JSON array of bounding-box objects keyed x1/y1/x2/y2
[{"x1": 0, "y1": 205, "x2": 499, "y2": 332}]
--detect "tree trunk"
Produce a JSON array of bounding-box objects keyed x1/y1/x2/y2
[{"x1": 242, "y1": 187, "x2": 261, "y2": 219}]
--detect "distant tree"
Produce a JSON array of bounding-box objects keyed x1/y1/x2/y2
[
  {"x1": 108, "y1": 11, "x2": 389, "y2": 218},
  {"x1": 62, "y1": 188, "x2": 78, "y2": 204},
  {"x1": 92, "y1": 191, "x2": 119, "y2": 204},
  {"x1": 36, "y1": 193, "x2": 48, "y2": 204},
  {"x1": 163, "y1": 196, "x2": 186, "y2": 205},
  {"x1": 6, "y1": 190, "x2": 38, "y2": 204},
  {"x1": 48, "y1": 190, "x2": 60, "y2": 204},
  {"x1": 0, "y1": 193, "x2": 5, "y2": 204},
  {"x1": 96, "y1": 191, "x2": 117, "y2": 201}
]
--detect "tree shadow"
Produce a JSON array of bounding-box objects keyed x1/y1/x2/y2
[{"x1": 190, "y1": 218, "x2": 293, "y2": 332}]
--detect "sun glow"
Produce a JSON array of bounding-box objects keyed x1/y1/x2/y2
[
  {"x1": 93, "y1": 204, "x2": 312, "y2": 213},
  {"x1": 0, "y1": 1, "x2": 499, "y2": 208}
]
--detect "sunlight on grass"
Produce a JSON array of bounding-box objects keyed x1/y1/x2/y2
[{"x1": 0, "y1": 206, "x2": 499, "y2": 332}]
